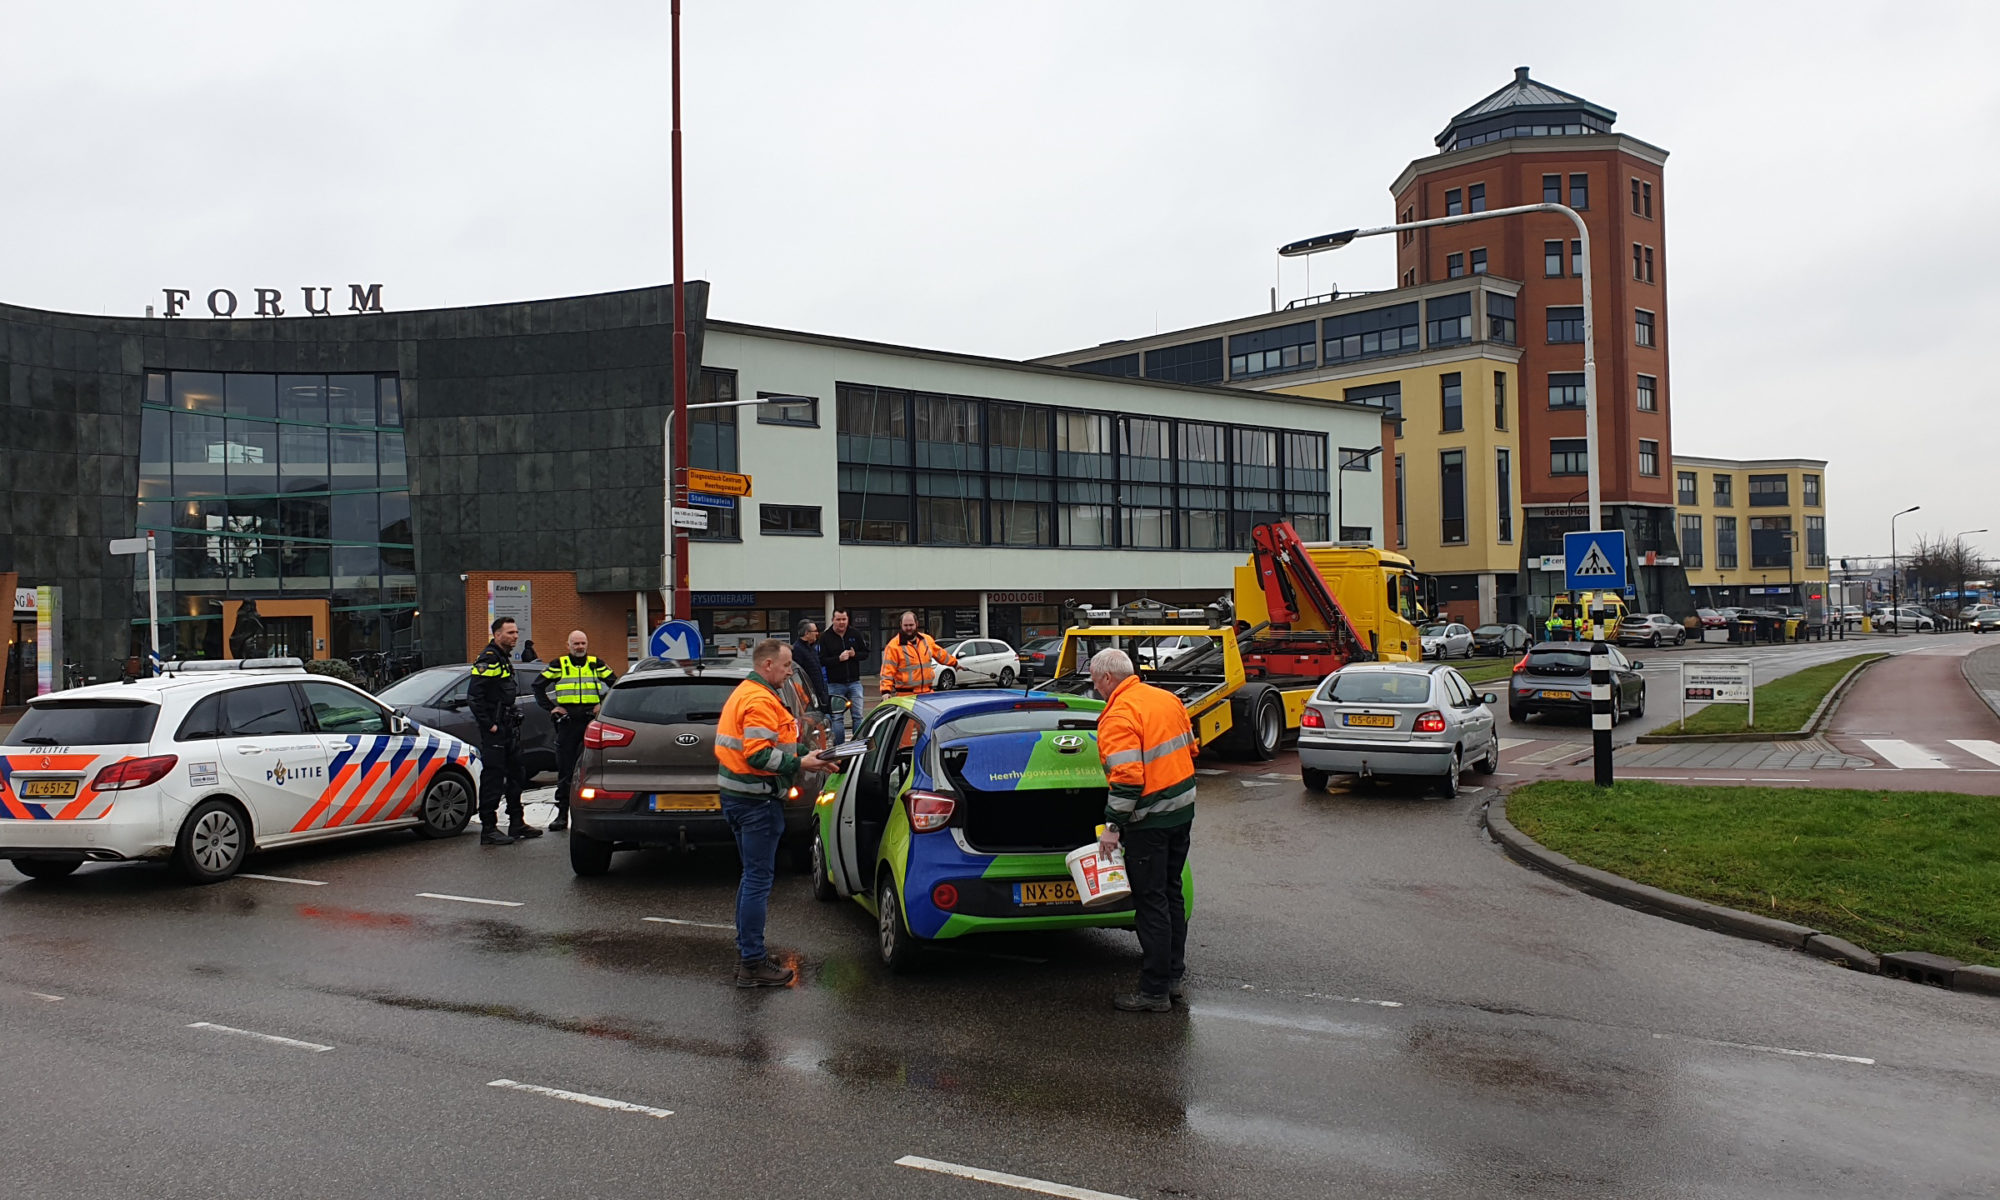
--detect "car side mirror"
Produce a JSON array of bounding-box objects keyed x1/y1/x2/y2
[
  {"x1": 443, "y1": 697, "x2": 470, "y2": 711},
  {"x1": 388, "y1": 712, "x2": 414, "y2": 735},
  {"x1": 1631, "y1": 661, "x2": 1645, "y2": 670},
  {"x1": 1482, "y1": 693, "x2": 1498, "y2": 705}
]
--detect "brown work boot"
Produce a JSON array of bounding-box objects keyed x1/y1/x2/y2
[
  {"x1": 1114, "y1": 991, "x2": 1172, "y2": 1013},
  {"x1": 735, "y1": 957, "x2": 795, "y2": 988}
]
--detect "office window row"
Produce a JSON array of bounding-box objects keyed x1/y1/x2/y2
[
  {"x1": 1747, "y1": 473, "x2": 1789, "y2": 506},
  {"x1": 1342, "y1": 381, "x2": 1403, "y2": 418},
  {"x1": 1715, "y1": 516, "x2": 1739, "y2": 568},
  {"x1": 1443, "y1": 183, "x2": 1487, "y2": 216},
  {"x1": 1639, "y1": 439, "x2": 1659, "y2": 477},
  {"x1": 1631, "y1": 178, "x2": 1654, "y2": 218},
  {"x1": 1679, "y1": 514, "x2": 1703, "y2": 568},
  {"x1": 1444, "y1": 248, "x2": 1490, "y2": 279},
  {"x1": 1677, "y1": 471, "x2": 1698, "y2": 507},
  {"x1": 1487, "y1": 293, "x2": 1516, "y2": 343},
  {"x1": 1632, "y1": 243, "x2": 1655, "y2": 283},
  {"x1": 1445, "y1": 113, "x2": 1610, "y2": 151},
  {"x1": 1542, "y1": 239, "x2": 1584, "y2": 278},
  {"x1": 1427, "y1": 294, "x2": 1473, "y2": 347},
  {"x1": 834, "y1": 383, "x2": 1331, "y2": 548},
  {"x1": 1636, "y1": 309, "x2": 1656, "y2": 347},
  {"x1": 1750, "y1": 516, "x2": 1793, "y2": 568},
  {"x1": 689, "y1": 369, "x2": 745, "y2": 539},
  {"x1": 1229, "y1": 321, "x2": 1316, "y2": 379},
  {"x1": 1541, "y1": 173, "x2": 1591, "y2": 210}
]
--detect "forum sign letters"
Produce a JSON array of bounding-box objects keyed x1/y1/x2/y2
[{"x1": 159, "y1": 283, "x2": 386, "y2": 318}]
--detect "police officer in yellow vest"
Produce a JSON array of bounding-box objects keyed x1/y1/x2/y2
[{"x1": 533, "y1": 629, "x2": 617, "y2": 832}]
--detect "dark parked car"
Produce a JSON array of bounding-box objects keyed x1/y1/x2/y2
[
  {"x1": 376, "y1": 662, "x2": 559, "y2": 775},
  {"x1": 1015, "y1": 636, "x2": 1064, "y2": 681},
  {"x1": 1471, "y1": 623, "x2": 1531, "y2": 656},
  {"x1": 567, "y1": 659, "x2": 831, "y2": 877},
  {"x1": 1508, "y1": 642, "x2": 1646, "y2": 725}
]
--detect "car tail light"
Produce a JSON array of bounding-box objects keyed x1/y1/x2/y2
[
  {"x1": 1413, "y1": 711, "x2": 1448, "y2": 734},
  {"x1": 1300, "y1": 707, "x2": 1325, "y2": 728},
  {"x1": 578, "y1": 785, "x2": 636, "y2": 801},
  {"x1": 931, "y1": 882, "x2": 959, "y2": 910},
  {"x1": 906, "y1": 790, "x2": 956, "y2": 832},
  {"x1": 584, "y1": 720, "x2": 634, "y2": 749},
  {"x1": 89, "y1": 754, "x2": 178, "y2": 792},
  {"x1": 1512, "y1": 655, "x2": 1529, "y2": 673}
]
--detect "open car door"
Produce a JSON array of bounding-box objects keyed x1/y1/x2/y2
[{"x1": 828, "y1": 705, "x2": 904, "y2": 898}]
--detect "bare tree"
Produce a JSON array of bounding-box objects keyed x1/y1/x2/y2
[{"x1": 1904, "y1": 535, "x2": 1990, "y2": 611}]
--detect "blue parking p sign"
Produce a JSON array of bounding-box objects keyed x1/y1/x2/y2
[{"x1": 1563, "y1": 529, "x2": 1628, "y2": 593}]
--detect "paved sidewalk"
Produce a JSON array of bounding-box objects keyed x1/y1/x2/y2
[
  {"x1": 1615, "y1": 739, "x2": 1866, "y2": 771},
  {"x1": 1966, "y1": 643, "x2": 2000, "y2": 720}
]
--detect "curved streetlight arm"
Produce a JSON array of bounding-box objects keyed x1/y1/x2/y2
[{"x1": 1282, "y1": 202, "x2": 1598, "y2": 532}]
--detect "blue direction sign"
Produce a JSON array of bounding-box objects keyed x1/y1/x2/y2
[
  {"x1": 688, "y1": 493, "x2": 736, "y2": 510},
  {"x1": 1563, "y1": 529, "x2": 1628, "y2": 593},
  {"x1": 648, "y1": 620, "x2": 705, "y2": 662}
]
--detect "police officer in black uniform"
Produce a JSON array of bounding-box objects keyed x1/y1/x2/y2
[
  {"x1": 469, "y1": 617, "x2": 543, "y2": 845},
  {"x1": 533, "y1": 628, "x2": 617, "y2": 832}
]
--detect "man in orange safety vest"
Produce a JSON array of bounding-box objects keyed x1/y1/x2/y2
[{"x1": 876, "y1": 610, "x2": 959, "y2": 696}]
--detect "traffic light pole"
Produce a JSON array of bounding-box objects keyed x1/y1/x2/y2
[{"x1": 668, "y1": 0, "x2": 691, "y2": 622}]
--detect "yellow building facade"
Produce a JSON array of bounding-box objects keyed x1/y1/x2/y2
[
  {"x1": 1671, "y1": 455, "x2": 1829, "y2": 611},
  {"x1": 1275, "y1": 350, "x2": 1521, "y2": 627}
]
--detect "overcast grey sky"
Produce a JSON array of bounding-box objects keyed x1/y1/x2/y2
[{"x1": 4, "y1": 1, "x2": 1996, "y2": 563}]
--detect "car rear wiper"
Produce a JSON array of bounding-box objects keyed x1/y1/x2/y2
[{"x1": 15, "y1": 737, "x2": 61, "y2": 745}]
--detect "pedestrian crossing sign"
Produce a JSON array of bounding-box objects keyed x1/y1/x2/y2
[{"x1": 1563, "y1": 530, "x2": 1628, "y2": 592}]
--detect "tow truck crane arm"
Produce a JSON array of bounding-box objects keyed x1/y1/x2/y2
[{"x1": 1248, "y1": 522, "x2": 1373, "y2": 660}]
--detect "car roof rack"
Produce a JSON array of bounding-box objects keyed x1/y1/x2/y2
[{"x1": 158, "y1": 657, "x2": 307, "y2": 675}]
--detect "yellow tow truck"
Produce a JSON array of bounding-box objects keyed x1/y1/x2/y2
[{"x1": 1035, "y1": 523, "x2": 1433, "y2": 759}]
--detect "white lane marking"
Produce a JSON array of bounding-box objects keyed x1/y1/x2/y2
[
  {"x1": 29, "y1": 992, "x2": 62, "y2": 1002},
  {"x1": 1947, "y1": 739, "x2": 2000, "y2": 767},
  {"x1": 239, "y1": 873, "x2": 328, "y2": 886},
  {"x1": 1497, "y1": 737, "x2": 1535, "y2": 750},
  {"x1": 1687, "y1": 777, "x2": 1749, "y2": 782},
  {"x1": 1196, "y1": 768, "x2": 1227, "y2": 776},
  {"x1": 1493, "y1": 772, "x2": 1520, "y2": 777},
  {"x1": 416, "y1": 892, "x2": 524, "y2": 907},
  {"x1": 187, "y1": 1021, "x2": 333, "y2": 1053},
  {"x1": 486, "y1": 1078, "x2": 673, "y2": 1118},
  {"x1": 1191, "y1": 1005, "x2": 1387, "y2": 1038},
  {"x1": 1861, "y1": 739, "x2": 1948, "y2": 769},
  {"x1": 895, "y1": 1155, "x2": 1133, "y2": 1200},
  {"x1": 641, "y1": 916, "x2": 734, "y2": 930},
  {"x1": 1758, "y1": 778, "x2": 1813, "y2": 783},
  {"x1": 1259, "y1": 771, "x2": 1296, "y2": 779},
  {"x1": 1652, "y1": 1032, "x2": 1873, "y2": 1066},
  {"x1": 1237, "y1": 780, "x2": 1278, "y2": 789}
]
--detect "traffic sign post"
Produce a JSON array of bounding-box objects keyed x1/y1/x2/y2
[
  {"x1": 109, "y1": 535, "x2": 160, "y2": 674},
  {"x1": 648, "y1": 620, "x2": 705, "y2": 663},
  {"x1": 686, "y1": 493, "x2": 736, "y2": 510},
  {"x1": 670, "y1": 506, "x2": 709, "y2": 530},
  {"x1": 1563, "y1": 530, "x2": 1628, "y2": 788},
  {"x1": 686, "y1": 468, "x2": 752, "y2": 498}
]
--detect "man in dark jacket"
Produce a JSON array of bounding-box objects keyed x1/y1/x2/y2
[
  {"x1": 791, "y1": 620, "x2": 830, "y2": 714},
  {"x1": 817, "y1": 609, "x2": 870, "y2": 741},
  {"x1": 469, "y1": 617, "x2": 542, "y2": 846}
]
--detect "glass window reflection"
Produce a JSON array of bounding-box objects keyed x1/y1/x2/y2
[
  {"x1": 224, "y1": 419, "x2": 279, "y2": 495},
  {"x1": 328, "y1": 376, "x2": 376, "y2": 426},
  {"x1": 279, "y1": 375, "x2": 327, "y2": 424},
  {"x1": 173, "y1": 372, "x2": 225, "y2": 414},
  {"x1": 226, "y1": 374, "x2": 276, "y2": 419}
]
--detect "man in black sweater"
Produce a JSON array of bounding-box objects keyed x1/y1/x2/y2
[{"x1": 817, "y1": 609, "x2": 870, "y2": 742}]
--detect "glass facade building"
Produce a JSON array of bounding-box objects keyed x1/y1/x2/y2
[{"x1": 137, "y1": 371, "x2": 414, "y2": 662}]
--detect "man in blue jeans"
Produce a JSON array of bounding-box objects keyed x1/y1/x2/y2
[
  {"x1": 716, "y1": 639, "x2": 834, "y2": 986},
  {"x1": 817, "y1": 609, "x2": 871, "y2": 742}
]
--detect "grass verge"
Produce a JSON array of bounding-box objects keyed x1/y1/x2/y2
[
  {"x1": 1508, "y1": 780, "x2": 2000, "y2": 966},
  {"x1": 1454, "y1": 657, "x2": 1520, "y2": 685},
  {"x1": 1652, "y1": 653, "x2": 1884, "y2": 736}
]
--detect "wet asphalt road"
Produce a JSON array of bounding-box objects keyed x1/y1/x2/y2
[{"x1": 6, "y1": 642, "x2": 2000, "y2": 1199}]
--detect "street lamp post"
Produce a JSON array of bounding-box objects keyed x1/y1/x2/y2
[
  {"x1": 660, "y1": 397, "x2": 781, "y2": 622},
  {"x1": 1283, "y1": 201, "x2": 1612, "y2": 785},
  {"x1": 1282, "y1": 202, "x2": 1601, "y2": 532},
  {"x1": 1337, "y1": 445, "x2": 1385, "y2": 541},
  {"x1": 1957, "y1": 528, "x2": 1987, "y2": 628},
  {"x1": 1890, "y1": 505, "x2": 1921, "y2": 636}
]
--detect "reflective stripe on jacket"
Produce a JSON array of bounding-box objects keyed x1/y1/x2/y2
[
  {"x1": 1097, "y1": 675, "x2": 1196, "y2": 831},
  {"x1": 468, "y1": 642, "x2": 518, "y2": 735},
  {"x1": 539, "y1": 654, "x2": 615, "y2": 708},
  {"x1": 716, "y1": 675, "x2": 801, "y2": 799},
  {"x1": 878, "y1": 632, "x2": 958, "y2": 695}
]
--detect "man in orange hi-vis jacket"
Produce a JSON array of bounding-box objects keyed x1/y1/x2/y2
[
  {"x1": 877, "y1": 610, "x2": 959, "y2": 696},
  {"x1": 1091, "y1": 647, "x2": 1196, "y2": 1013}
]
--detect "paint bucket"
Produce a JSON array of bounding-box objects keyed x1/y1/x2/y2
[{"x1": 1065, "y1": 833, "x2": 1131, "y2": 908}]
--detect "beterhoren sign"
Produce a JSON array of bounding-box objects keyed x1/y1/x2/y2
[{"x1": 160, "y1": 284, "x2": 386, "y2": 318}]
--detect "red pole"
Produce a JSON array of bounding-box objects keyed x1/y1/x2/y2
[{"x1": 669, "y1": 0, "x2": 691, "y2": 622}]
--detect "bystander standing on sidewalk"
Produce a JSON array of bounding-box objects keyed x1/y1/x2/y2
[{"x1": 818, "y1": 609, "x2": 870, "y2": 741}]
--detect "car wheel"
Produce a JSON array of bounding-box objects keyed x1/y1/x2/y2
[
  {"x1": 1436, "y1": 749, "x2": 1461, "y2": 799},
  {"x1": 1248, "y1": 689, "x2": 1283, "y2": 760},
  {"x1": 569, "y1": 828, "x2": 614, "y2": 877},
  {"x1": 173, "y1": 799, "x2": 250, "y2": 884},
  {"x1": 1632, "y1": 686, "x2": 1646, "y2": 719},
  {"x1": 413, "y1": 772, "x2": 474, "y2": 839},
  {"x1": 1509, "y1": 705, "x2": 1528, "y2": 724},
  {"x1": 1649, "y1": 632, "x2": 1661, "y2": 647},
  {"x1": 9, "y1": 857, "x2": 81, "y2": 881},
  {"x1": 1302, "y1": 766, "x2": 1330, "y2": 793},
  {"x1": 997, "y1": 666, "x2": 1016, "y2": 689},
  {"x1": 877, "y1": 874, "x2": 919, "y2": 973},
  {"x1": 1676, "y1": 630, "x2": 1687, "y2": 645},
  {"x1": 935, "y1": 669, "x2": 955, "y2": 691},
  {"x1": 1476, "y1": 739, "x2": 1499, "y2": 774},
  {"x1": 810, "y1": 829, "x2": 839, "y2": 902}
]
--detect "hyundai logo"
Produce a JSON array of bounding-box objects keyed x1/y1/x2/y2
[
  {"x1": 675, "y1": 733, "x2": 700, "y2": 746},
  {"x1": 1052, "y1": 734, "x2": 1087, "y2": 752}
]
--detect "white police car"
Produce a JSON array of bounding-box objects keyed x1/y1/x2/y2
[{"x1": 1, "y1": 658, "x2": 479, "y2": 883}]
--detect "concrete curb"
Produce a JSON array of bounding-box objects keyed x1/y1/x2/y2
[
  {"x1": 1960, "y1": 644, "x2": 2000, "y2": 725},
  {"x1": 1635, "y1": 653, "x2": 1887, "y2": 744},
  {"x1": 1484, "y1": 795, "x2": 1994, "y2": 996}
]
